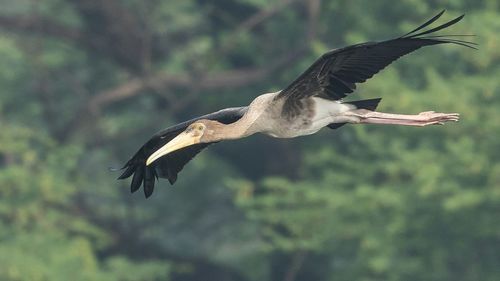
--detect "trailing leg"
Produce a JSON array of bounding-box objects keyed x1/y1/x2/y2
[{"x1": 347, "y1": 110, "x2": 459, "y2": 127}]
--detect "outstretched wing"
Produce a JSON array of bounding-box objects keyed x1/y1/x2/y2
[
  {"x1": 275, "y1": 10, "x2": 475, "y2": 118},
  {"x1": 118, "y1": 106, "x2": 248, "y2": 198}
]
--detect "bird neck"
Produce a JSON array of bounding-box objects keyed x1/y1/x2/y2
[
  {"x1": 207, "y1": 117, "x2": 256, "y2": 142},
  {"x1": 220, "y1": 118, "x2": 255, "y2": 140},
  {"x1": 205, "y1": 97, "x2": 269, "y2": 142}
]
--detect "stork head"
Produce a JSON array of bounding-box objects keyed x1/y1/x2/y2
[{"x1": 146, "y1": 119, "x2": 223, "y2": 166}]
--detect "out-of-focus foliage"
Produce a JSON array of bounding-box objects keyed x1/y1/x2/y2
[
  {"x1": 0, "y1": 124, "x2": 170, "y2": 280},
  {"x1": 0, "y1": 0, "x2": 498, "y2": 280}
]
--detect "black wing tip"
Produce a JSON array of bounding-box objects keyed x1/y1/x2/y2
[
  {"x1": 167, "y1": 173, "x2": 177, "y2": 185},
  {"x1": 433, "y1": 38, "x2": 478, "y2": 49},
  {"x1": 116, "y1": 154, "x2": 157, "y2": 198},
  {"x1": 400, "y1": 10, "x2": 446, "y2": 38},
  {"x1": 143, "y1": 184, "x2": 154, "y2": 198},
  {"x1": 124, "y1": 166, "x2": 158, "y2": 198},
  {"x1": 400, "y1": 10, "x2": 475, "y2": 49},
  {"x1": 403, "y1": 11, "x2": 467, "y2": 39},
  {"x1": 142, "y1": 168, "x2": 155, "y2": 198}
]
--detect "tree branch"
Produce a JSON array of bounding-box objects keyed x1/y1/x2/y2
[
  {"x1": 87, "y1": 46, "x2": 306, "y2": 113},
  {"x1": 236, "y1": 0, "x2": 297, "y2": 32},
  {"x1": 57, "y1": 44, "x2": 306, "y2": 143},
  {"x1": 54, "y1": 0, "x2": 319, "y2": 141},
  {"x1": 283, "y1": 251, "x2": 308, "y2": 281},
  {"x1": 306, "y1": 0, "x2": 321, "y2": 41},
  {"x1": 0, "y1": 15, "x2": 80, "y2": 40}
]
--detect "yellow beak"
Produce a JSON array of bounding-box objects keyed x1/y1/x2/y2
[{"x1": 146, "y1": 132, "x2": 201, "y2": 166}]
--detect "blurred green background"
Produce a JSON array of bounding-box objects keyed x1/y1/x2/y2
[{"x1": 0, "y1": 0, "x2": 499, "y2": 280}]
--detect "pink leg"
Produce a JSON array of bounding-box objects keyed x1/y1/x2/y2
[{"x1": 348, "y1": 110, "x2": 459, "y2": 127}]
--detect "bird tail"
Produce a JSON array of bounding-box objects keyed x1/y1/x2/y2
[
  {"x1": 345, "y1": 98, "x2": 382, "y2": 111},
  {"x1": 327, "y1": 98, "x2": 382, "y2": 129}
]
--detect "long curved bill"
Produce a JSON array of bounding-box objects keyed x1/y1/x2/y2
[{"x1": 146, "y1": 132, "x2": 201, "y2": 166}]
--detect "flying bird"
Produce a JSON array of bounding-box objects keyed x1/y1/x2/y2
[{"x1": 118, "y1": 11, "x2": 475, "y2": 197}]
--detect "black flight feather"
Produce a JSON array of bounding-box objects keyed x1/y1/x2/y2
[
  {"x1": 406, "y1": 14, "x2": 464, "y2": 39},
  {"x1": 400, "y1": 10, "x2": 446, "y2": 38},
  {"x1": 130, "y1": 166, "x2": 143, "y2": 193},
  {"x1": 143, "y1": 167, "x2": 155, "y2": 198},
  {"x1": 117, "y1": 164, "x2": 135, "y2": 179}
]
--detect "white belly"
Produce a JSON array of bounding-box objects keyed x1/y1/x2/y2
[
  {"x1": 263, "y1": 97, "x2": 357, "y2": 138},
  {"x1": 311, "y1": 97, "x2": 357, "y2": 126}
]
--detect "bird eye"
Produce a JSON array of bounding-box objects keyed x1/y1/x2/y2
[{"x1": 198, "y1": 125, "x2": 203, "y2": 130}]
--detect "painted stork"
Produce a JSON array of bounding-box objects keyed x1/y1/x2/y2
[{"x1": 118, "y1": 11, "x2": 474, "y2": 197}]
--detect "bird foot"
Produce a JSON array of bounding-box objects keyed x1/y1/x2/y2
[
  {"x1": 416, "y1": 111, "x2": 460, "y2": 126},
  {"x1": 356, "y1": 110, "x2": 460, "y2": 127}
]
